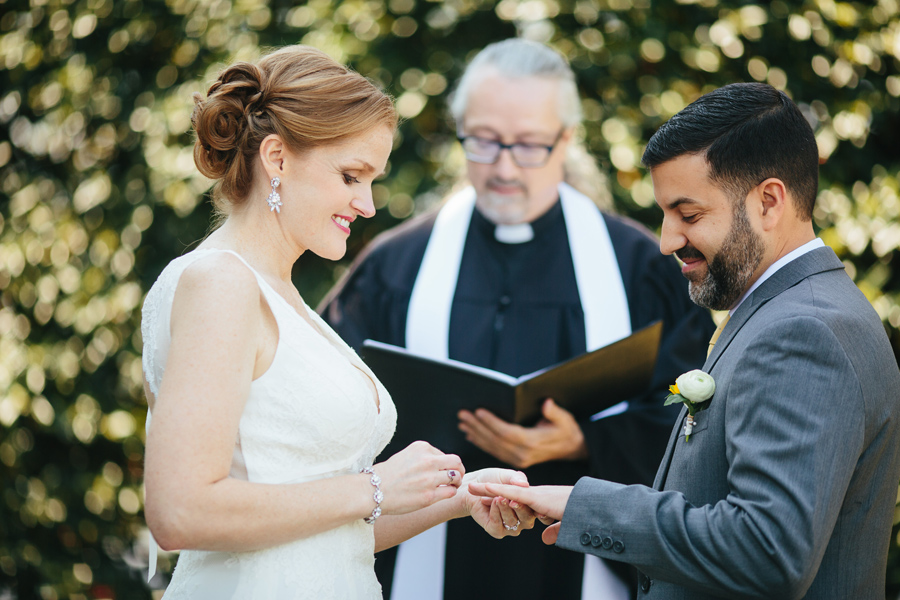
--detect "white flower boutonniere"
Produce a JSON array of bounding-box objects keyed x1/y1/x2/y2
[{"x1": 664, "y1": 369, "x2": 716, "y2": 441}]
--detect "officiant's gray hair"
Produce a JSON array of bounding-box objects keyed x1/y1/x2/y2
[
  {"x1": 449, "y1": 38, "x2": 582, "y2": 127},
  {"x1": 449, "y1": 39, "x2": 611, "y2": 211}
]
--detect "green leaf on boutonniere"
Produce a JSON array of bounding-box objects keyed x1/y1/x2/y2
[
  {"x1": 664, "y1": 371, "x2": 716, "y2": 442},
  {"x1": 664, "y1": 393, "x2": 686, "y2": 406}
]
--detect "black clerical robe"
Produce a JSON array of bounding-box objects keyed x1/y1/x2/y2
[{"x1": 320, "y1": 200, "x2": 715, "y2": 600}]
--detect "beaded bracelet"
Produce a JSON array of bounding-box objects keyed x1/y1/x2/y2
[{"x1": 360, "y1": 467, "x2": 383, "y2": 525}]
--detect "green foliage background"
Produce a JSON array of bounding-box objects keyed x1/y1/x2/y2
[{"x1": 1, "y1": 0, "x2": 898, "y2": 597}]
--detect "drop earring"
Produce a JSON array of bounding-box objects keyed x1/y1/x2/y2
[{"x1": 266, "y1": 177, "x2": 282, "y2": 213}]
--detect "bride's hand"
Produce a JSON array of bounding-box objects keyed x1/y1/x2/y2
[
  {"x1": 374, "y1": 441, "x2": 465, "y2": 515},
  {"x1": 460, "y1": 468, "x2": 536, "y2": 538}
]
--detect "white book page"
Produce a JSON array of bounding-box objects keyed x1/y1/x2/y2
[{"x1": 361, "y1": 340, "x2": 519, "y2": 386}]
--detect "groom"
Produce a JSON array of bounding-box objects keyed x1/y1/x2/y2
[{"x1": 472, "y1": 82, "x2": 900, "y2": 599}]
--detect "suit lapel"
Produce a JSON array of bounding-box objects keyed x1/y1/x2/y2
[
  {"x1": 652, "y1": 246, "x2": 844, "y2": 491},
  {"x1": 704, "y1": 247, "x2": 844, "y2": 368}
]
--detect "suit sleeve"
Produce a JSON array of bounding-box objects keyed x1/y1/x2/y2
[
  {"x1": 581, "y1": 248, "x2": 716, "y2": 485},
  {"x1": 558, "y1": 316, "x2": 865, "y2": 599}
]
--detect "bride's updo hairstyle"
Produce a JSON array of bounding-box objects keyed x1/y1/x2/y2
[{"x1": 192, "y1": 45, "x2": 397, "y2": 213}]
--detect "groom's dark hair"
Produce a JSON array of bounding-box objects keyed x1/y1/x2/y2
[{"x1": 642, "y1": 82, "x2": 819, "y2": 220}]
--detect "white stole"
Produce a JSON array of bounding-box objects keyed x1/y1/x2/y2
[{"x1": 392, "y1": 183, "x2": 631, "y2": 600}]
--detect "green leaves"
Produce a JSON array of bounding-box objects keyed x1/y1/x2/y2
[
  {"x1": 664, "y1": 393, "x2": 704, "y2": 417},
  {"x1": 664, "y1": 392, "x2": 686, "y2": 407}
]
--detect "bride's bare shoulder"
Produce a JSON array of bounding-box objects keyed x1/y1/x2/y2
[{"x1": 172, "y1": 251, "x2": 261, "y2": 322}]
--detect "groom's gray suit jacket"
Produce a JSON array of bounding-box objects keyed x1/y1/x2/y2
[{"x1": 557, "y1": 246, "x2": 900, "y2": 599}]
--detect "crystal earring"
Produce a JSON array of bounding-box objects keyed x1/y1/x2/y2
[{"x1": 266, "y1": 177, "x2": 282, "y2": 213}]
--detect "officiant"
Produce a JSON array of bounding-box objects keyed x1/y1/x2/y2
[{"x1": 320, "y1": 38, "x2": 714, "y2": 600}]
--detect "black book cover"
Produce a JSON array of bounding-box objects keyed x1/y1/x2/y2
[{"x1": 361, "y1": 321, "x2": 662, "y2": 459}]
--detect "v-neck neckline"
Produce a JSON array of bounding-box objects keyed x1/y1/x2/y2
[
  {"x1": 257, "y1": 272, "x2": 383, "y2": 416},
  {"x1": 192, "y1": 248, "x2": 383, "y2": 415}
]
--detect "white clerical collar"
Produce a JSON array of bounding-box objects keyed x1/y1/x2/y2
[
  {"x1": 494, "y1": 223, "x2": 534, "y2": 244},
  {"x1": 730, "y1": 238, "x2": 825, "y2": 315}
]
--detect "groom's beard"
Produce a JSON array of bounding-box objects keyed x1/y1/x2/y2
[{"x1": 677, "y1": 203, "x2": 764, "y2": 311}]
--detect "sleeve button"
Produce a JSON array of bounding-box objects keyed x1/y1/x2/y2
[
  {"x1": 580, "y1": 532, "x2": 591, "y2": 546},
  {"x1": 612, "y1": 540, "x2": 625, "y2": 553}
]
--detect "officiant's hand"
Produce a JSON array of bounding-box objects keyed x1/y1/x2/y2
[
  {"x1": 468, "y1": 482, "x2": 573, "y2": 545},
  {"x1": 458, "y1": 399, "x2": 588, "y2": 468},
  {"x1": 459, "y1": 468, "x2": 537, "y2": 539},
  {"x1": 375, "y1": 441, "x2": 465, "y2": 515}
]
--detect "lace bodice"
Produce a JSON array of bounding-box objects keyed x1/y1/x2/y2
[{"x1": 141, "y1": 249, "x2": 397, "y2": 599}]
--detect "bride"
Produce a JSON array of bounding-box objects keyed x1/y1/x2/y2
[{"x1": 141, "y1": 45, "x2": 536, "y2": 598}]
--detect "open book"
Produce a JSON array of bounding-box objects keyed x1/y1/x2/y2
[{"x1": 360, "y1": 321, "x2": 662, "y2": 458}]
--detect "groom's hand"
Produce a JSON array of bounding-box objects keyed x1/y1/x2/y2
[
  {"x1": 468, "y1": 483, "x2": 572, "y2": 544},
  {"x1": 461, "y1": 468, "x2": 536, "y2": 539},
  {"x1": 458, "y1": 399, "x2": 588, "y2": 469}
]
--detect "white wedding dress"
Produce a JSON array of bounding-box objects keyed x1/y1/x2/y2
[{"x1": 141, "y1": 248, "x2": 397, "y2": 599}]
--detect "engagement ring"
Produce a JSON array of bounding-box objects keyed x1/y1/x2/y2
[{"x1": 504, "y1": 520, "x2": 520, "y2": 531}]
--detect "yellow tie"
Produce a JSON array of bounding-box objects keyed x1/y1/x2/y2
[{"x1": 707, "y1": 314, "x2": 731, "y2": 357}]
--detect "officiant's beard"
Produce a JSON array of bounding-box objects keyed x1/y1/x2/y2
[
  {"x1": 476, "y1": 186, "x2": 530, "y2": 225},
  {"x1": 678, "y1": 203, "x2": 764, "y2": 311}
]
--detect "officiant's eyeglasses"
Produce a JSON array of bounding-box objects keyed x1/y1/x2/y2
[{"x1": 457, "y1": 129, "x2": 565, "y2": 168}]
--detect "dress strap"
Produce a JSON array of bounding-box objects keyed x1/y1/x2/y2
[
  {"x1": 197, "y1": 249, "x2": 276, "y2": 299},
  {"x1": 192, "y1": 249, "x2": 302, "y2": 327}
]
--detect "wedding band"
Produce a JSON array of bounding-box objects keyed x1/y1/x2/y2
[{"x1": 504, "y1": 520, "x2": 520, "y2": 531}]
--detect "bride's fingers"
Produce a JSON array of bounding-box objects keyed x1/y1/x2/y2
[
  {"x1": 431, "y1": 482, "x2": 460, "y2": 503},
  {"x1": 435, "y1": 456, "x2": 464, "y2": 481},
  {"x1": 508, "y1": 499, "x2": 537, "y2": 530},
  {"x1": 439, "y1": 469, "x2": 463, "y2": 488},
  {"x1": 403, "y1": 442, "x2": 464, "y2": 475},
  {"x1": 433, "y1": 451, "x2": 463, "y2": 468},
  {"x1": 488, "y1": 497, "x2": 505, "y2": 535},
  {"x1": 498, "y1": 498, "x2": 521, "y2": 535}
]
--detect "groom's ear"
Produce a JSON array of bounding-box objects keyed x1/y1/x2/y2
[{"x1": 752, "y1": 178, "x2": 788, "y2": 232}]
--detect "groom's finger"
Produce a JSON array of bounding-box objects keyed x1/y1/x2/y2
[
  {"x1": 482, "y1": 483, "x2": 569, "y2": 521},
  {"x1": 542, "y1": 522, "x2": 561, "y2": 545},
  {"x1": 466, "y1": 482, "x2": 497, "y2": 497},
  {"x1": 482, "y1": 482, "x2": 531, "y2": 503}
]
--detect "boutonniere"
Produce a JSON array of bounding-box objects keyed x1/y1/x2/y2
[{"x1": 664, "y1": 369, "x2": 716, "y2": 441}]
